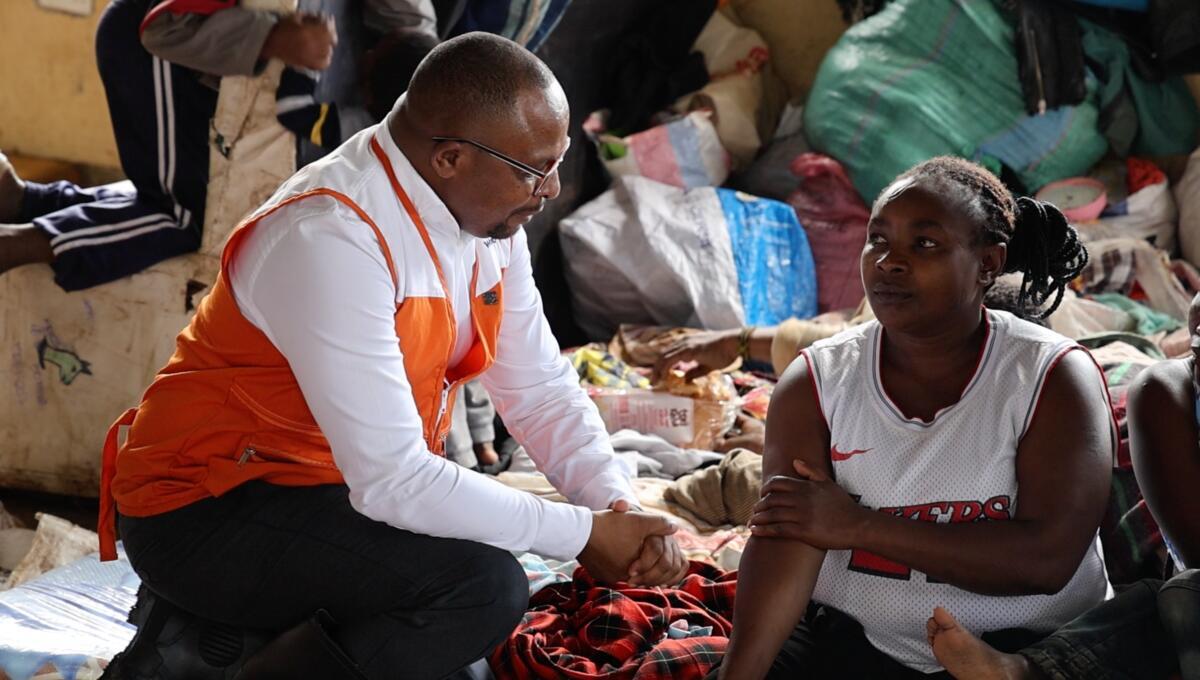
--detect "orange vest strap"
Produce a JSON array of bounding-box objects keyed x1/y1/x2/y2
[
  {"x1": 99, "y1": 408, "x2": 138, "y2": 562},
  {"x1": 368, "y1": 138, "x2": 453, "y2": 302},
  {"x1": 368, "y1": 136, "x2": 459, "y2": 383}
]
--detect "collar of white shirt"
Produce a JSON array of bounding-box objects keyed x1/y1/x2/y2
[{"x1": 373, "y1": 119, "x2": 463, "y2": 241}]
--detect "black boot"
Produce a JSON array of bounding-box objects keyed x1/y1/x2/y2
[
  {"x1": 101, "y1": 584, "x2": 271, "y2": 680},
  {"x1": 235, "y1": 610, "x2": 366, "y2": 680}
]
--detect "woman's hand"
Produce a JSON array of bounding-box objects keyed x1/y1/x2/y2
[{"x1": 749, "y1": 460, "x2": 868, "y2": 550}]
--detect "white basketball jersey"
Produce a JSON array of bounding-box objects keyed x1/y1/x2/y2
[{"x1": 804, "y1": 310, "x2": 1112, "y2": 673}]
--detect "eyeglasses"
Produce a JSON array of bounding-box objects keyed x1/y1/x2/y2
[{"x1": 431, "y1": 135, "x2": 570, "y2": 196}]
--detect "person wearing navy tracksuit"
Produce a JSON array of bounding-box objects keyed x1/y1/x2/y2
[{"x1": 0, "y1": 0, "x2": 432, "y2": 291}]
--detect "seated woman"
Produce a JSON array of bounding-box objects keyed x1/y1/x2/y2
[
  {"x1": 715, "y1": 156, "x2": 1113, "y2": 679},
  {"x1": 926, "y1": 292, "x2": 1200, "y2": 680}
]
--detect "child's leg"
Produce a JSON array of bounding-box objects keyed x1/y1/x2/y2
[
  {"x1": 445, "y1": 391, "x2": 477, "y2": 468},
  {"x1": 462, "y1": 381, "x2": 498, "y2": 466}
]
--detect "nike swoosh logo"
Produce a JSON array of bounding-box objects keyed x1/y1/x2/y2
[{"x1": 830, "y1": 444, "x2": 873, "y2": 461}]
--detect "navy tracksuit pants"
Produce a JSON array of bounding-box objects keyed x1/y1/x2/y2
[{"x1": 20, "y1": 0, "x2": 216, "y2": 291}]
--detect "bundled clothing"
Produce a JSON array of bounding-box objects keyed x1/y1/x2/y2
[
  {"x1": 664, "y1": 448, "x2": 762, "y2": 528},
  {"x1": 1077, "y1": 237, "x2": 1193, "y2": 322}
]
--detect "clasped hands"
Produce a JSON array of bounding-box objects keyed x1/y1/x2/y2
[{"x1": 578, "y1": 499, "x2": 690, "y2": 587}]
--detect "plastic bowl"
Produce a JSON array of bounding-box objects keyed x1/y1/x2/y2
[{"x1": 1035, "y1": 177, "x2": 1108, "y2": 223}]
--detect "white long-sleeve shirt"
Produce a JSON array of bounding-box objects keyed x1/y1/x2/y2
[{"x1": 225, "y1": 127, "x2": 637, "y2": 560}]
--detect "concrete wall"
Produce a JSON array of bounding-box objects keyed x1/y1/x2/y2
[{"x1": 0, "y1": 1, "x2": 118, "y2": 169}]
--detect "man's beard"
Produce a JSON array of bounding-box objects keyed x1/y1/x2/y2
[{"x1": 486, "y1": 222, "x2": 521, "y2": 240}]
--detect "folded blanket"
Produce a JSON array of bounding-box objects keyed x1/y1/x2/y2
[{"x1": 491, "y1": 562, "x2": 735, "y2": 679}]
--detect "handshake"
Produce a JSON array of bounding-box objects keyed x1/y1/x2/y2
[{"x1": 578, "y1": 499, "x2": 690, "y2": 586}]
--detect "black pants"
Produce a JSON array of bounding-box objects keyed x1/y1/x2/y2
[
  {"x1": 755, "y1": 604, "x2": 954, "y2": 679},
  {"x1": 119, "y1": 482, "x2": 529, "y2": 680},
  {"x1": 765, "y1": 603, "x2": 1038, "y2": 679},
  {"x1": 21, "y1": 0, "x2": 213, "y2": 291},
  {"x1": 1020, "y1": 572, "x2": 1199, "y2": 680}
]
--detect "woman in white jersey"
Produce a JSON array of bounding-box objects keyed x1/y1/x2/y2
[{"x1": 715, "y1": 157, "x2": 1113, "y2": 679}]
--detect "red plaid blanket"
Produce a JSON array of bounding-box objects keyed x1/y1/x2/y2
[{"x1": 491, "y1": 562, "x2": 736, "y2": 680}]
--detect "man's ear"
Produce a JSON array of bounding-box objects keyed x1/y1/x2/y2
[
  {"x1": 430, "y1": 142, "x2": 464, "y2": 180},
  {"x1": 979, "y1": 242, "x2": 1007, "y2": 286}
]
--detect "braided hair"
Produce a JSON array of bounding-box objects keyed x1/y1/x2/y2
[{"x1": 889, "y1": 156, "x2": 1088, "y2": 319}]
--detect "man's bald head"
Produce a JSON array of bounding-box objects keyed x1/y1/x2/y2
[
  {"x1": 389, "y1": 32, "x2": 570, "y2": 240},
  {"x1": 404, "y1": 32, "x2": 564, "y2": 134}
]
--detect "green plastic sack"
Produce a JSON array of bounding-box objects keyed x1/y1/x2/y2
[{"x1": 804, "y1": 0, "x2": 1108, "y2": 202}]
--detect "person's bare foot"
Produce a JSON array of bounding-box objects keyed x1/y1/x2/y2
[
  {"x1": 0, "y1": 152, "x2": 26, "y2": 224},
  {"x1": 927, "y1": 607, "x2": 1037, "y2": 680}
]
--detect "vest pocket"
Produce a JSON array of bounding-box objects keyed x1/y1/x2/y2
[
  {"x1": 234, "y1": 435, "x2": 337, "y2": 470},
  {"x1": 224, "y1": 380, "x2": 335, "y2": 470}
]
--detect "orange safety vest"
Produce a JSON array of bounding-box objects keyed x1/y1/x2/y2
[{"x1": 99, "y1": 138, "x2": 504, "y2": 560}]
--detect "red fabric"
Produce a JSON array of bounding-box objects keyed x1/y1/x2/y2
[
  {"x1": 140, "y1": 0, "x2": 237, "y2": 36},
  {"x1": 786, "y1": 153, "x2": 870, "y2": 313},
  {"x1": 491, "y1": 562, "x2": 736, "y2": 680},
  {"x1": 1126, "y1": 157, "x2": 1166, "y2": 194}
]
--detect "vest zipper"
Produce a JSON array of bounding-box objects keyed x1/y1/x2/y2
[
  {"x1": 435, "y1": 378, "x2": 452, "y2": 447},
  {"x1": 238, "y1": 447, "x2": 256, "y2": 466},
  {"x1": 431, "y1": 254, "x2": 485, "y2": 450}
]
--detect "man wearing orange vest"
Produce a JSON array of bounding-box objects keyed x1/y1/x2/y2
[{"x1": 99, "y1": 32, "x2": 687, "y2": 680}]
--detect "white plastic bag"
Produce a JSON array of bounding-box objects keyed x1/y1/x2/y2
[
  {"x1": 1079, "y1": 180, "x2": 1179, "y2": 251},
  {"x1": 673, "y1": 12, "x2": 769, "y2": 169},
  {"x1": 559, "y1": 176, "x2": 745, "y2": 339}
]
